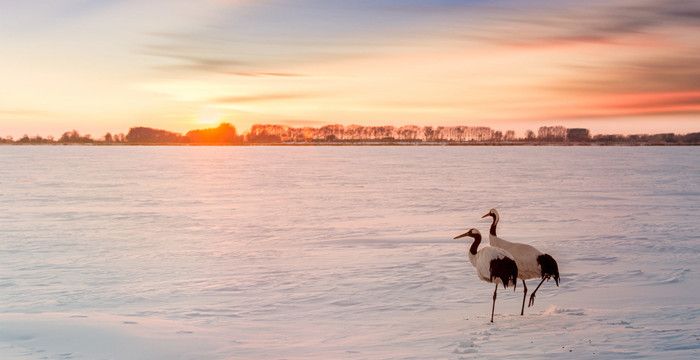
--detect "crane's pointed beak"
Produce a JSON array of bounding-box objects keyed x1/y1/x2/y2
[
  {"x1": 453, "y1": 232, "x2": 470, "y2": 239},
  {"x1": 481, "y1": 213, "x2": 490, "y2": 218}
]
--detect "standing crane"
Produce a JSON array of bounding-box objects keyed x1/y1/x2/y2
[
  {"x1": 482, "y1": 209, "x2": 560, "y2": 315},
  {"x1": 454, "y1": 228, "x2": 518, "y2": 322}
]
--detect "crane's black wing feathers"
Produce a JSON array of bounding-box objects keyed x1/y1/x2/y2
[
  {"x1": 490, "y1": 257, "x2": 518, "y2": 290},
  {"x1": 537, "y1": 254, "x2": 560, "y2": 286}
]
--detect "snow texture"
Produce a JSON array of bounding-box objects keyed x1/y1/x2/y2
[{"x1": 0, "y1": 146, "x2": 698, "y2": 359}]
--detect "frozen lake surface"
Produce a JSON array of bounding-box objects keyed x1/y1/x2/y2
[{"x1": 0, "y1": 146, "x2": 698, "y2": 359}]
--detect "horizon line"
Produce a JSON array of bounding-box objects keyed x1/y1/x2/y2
[{"x1": 3, "y1": 122, "x2": 700, "y2": 140}]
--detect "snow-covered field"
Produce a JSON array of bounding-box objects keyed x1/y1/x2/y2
[{"x1": 0, "y1": 146, "x2": 698, "y2": 359}]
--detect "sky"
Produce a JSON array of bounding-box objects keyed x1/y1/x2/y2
[{"x1": 0, "y1": 0, "x2": 699, "y2": 137}]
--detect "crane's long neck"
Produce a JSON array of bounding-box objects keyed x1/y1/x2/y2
[
  {"x1": 489, "y1": 214, "x2": 499, "y2": 236},
  {"x1": 469, "y1": 233, "x2": 481, "y2": 255}
]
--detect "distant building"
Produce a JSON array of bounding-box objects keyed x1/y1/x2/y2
[{"x1": 566, "y1": 128, "x2": 590, "y2": 142}]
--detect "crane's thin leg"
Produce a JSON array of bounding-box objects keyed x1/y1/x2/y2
[
  {"x1": 528, "y1": 277, "x2": 547, "y2": 307},
  {"x1": 491, "y1": 283, "x2": 498, "y2": 323},
  {"x1": 520, "y1": 280, "x2": 528, "y2": 315}
]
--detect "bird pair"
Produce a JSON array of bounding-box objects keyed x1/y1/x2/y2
[{"x1": 454, "y1": 209, "x2": 560, "y2": 322}]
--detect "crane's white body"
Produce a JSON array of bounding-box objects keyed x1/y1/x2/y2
[
  {"x1": 482, "y1": 208, "x2": 560, "y2": 315},
  {"x1": 485, "y1": 209, "x2": 544, "y2": 280},
  {"x1": 489, "y1": 234, "x2": 543, "y2": 280},
  {"x1": 469, "y1": 245, "x2": 517, "y2": 284},
  {"x1": 456, "y1": 228, "x2": 518, "y2": 322}
]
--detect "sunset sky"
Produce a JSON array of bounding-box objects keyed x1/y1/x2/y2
[{"x1": 1, "y1": 0, "x2": 699, "y2": 137}]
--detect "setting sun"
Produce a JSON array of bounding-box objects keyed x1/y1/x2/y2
[{"x1": 195, "y1": 109, "x2": 224, "y2": 127}]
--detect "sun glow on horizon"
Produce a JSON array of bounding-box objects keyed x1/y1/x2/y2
[{"x1": 195, "y1": 108, "x2": 225, "y2": 128}]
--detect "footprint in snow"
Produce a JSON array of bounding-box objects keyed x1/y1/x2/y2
[{"x1": 453, "y1": 340, "x2": 477, "y2": 354}]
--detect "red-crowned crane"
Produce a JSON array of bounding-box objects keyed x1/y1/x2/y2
[
  {"x1": 454, "y1": 228, "x2": 518, "y2": 323},
  {"x1": 482, "y1": 209, "x2": 560, "y2": 315}
]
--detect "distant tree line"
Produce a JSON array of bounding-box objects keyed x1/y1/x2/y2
[
  {"x1": 124, "y1": 123, "x2": 242, "y2": 144},
  {"x1": 241, "y1": 124, "x2": 699, "y2": 145},
  {"x1": 2, "y1": 123, "x2": 699, "y2": 145}
]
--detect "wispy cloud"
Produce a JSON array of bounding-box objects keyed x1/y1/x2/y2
[
  {"x1": 277, "y1": 118, "x2": 330, "y2": 127},
  {"x1": 0, "y1": 109, "x2": 46, "y2": 117},
  {"x1": 214, "y1": 93, "x2": 313, "y2": 104},
  {"x1": 142, "y1": 33, "x2": 314, "y2": 77},
  {"x1": 478, "y1": 0, "x2": 700, "y2": 48},
  {"x1": 230, "y1": 71, "x2": 304, "y2": 77},
  {"x1": 144, "y1": 43, "x2": 249, "y2": 74}
]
